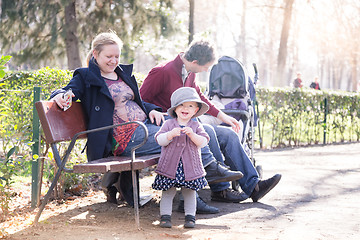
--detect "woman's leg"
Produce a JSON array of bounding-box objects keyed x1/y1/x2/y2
[
  {"x1": 122, "y1": 119, "x2": 161, "y2": 156},
  {"x1": 107, "y1": 120, "x2": 161, "y2": 205},
  {"x1": 101, "y1": 172, "x2": 120, "y2": 204}
]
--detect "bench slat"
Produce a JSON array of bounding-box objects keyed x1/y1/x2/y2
[{"x1": 73, "y1": 154, "x2": 160, "y2": 173}]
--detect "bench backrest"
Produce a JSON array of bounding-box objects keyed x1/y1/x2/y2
[{"x1": 35, "y1": 101, "x2": 87, "y2": 144}]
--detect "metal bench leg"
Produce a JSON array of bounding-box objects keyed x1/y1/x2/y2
[
  {"x1": 34, "y1": 165, "x2": 64, "y2": 223},
  {"x1": 131, "y1": 168, "x2": 140, "y2": 229}
]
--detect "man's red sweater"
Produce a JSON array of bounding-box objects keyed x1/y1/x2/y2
[{"x1": 140, "y1": 54, "x2": 219, "y2": 117}]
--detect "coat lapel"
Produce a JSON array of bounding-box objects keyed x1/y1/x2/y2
[{"x1": 87, "y1": 59, "x2": 114, "y2": 101}]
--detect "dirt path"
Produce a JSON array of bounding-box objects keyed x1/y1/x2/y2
[{"x1": 5, "y1": 142, "x2": 360, "y2": 240}]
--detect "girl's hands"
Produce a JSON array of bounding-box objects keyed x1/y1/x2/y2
[
  {"x1": 182, "y1": 127, "x2": 194, "y2": 136},
  {"x1": 167, "y1": 127, "x2": 182, "y2": 140},
  {"x1": 167, "y1": 127, "x2": 194, "y2": 141},
  {"x1": 167, "y1": 127, "x2": 205, "y2": 147}
]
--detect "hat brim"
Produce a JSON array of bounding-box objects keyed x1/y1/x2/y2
[{"x1": 167, "y1": 100, "x2": 209, "y2": 119}]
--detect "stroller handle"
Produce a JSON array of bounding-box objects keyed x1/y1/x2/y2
[
  {"x1": 252, "y1": 63, "x2": 258, "y2": 74},
  {"x1": 253, "y1": 63, "x2": 258, "y2": 85}
]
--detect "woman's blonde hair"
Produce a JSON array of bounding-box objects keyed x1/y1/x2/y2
[{"x1": 86, "y1": 30, "x2": 123, "y2": 66}]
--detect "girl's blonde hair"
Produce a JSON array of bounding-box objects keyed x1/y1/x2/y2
[{"x1": 86, "y1": 30, "x2": 123, "y2": 66}]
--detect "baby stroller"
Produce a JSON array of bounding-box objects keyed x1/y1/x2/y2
[{"x1": 200, "y1": 56, "x2": 262, "y2": 189}]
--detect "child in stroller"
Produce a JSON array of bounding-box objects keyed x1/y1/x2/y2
[{"x1": 198, "y1": 56, "x2": 262, "y2": 184}]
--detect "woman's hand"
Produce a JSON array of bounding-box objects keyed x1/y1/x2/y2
[
  {"x1": 51, "y1": 92, "x2": 75, "y2": 110},
  {"x1": 149, "y1": 110, "x2": 167, "y2": 126}
]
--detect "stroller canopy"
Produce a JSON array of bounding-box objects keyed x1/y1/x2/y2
[{"x1": 209, "y1": 56, "x2": 249, "y2": 99}]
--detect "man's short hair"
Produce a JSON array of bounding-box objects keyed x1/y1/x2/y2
[{"x1": 184, "y1": 40, "x2": 216, "y2": 66}]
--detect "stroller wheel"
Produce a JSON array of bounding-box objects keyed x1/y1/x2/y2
[{"x1": 256, "y1": 165, "x2": 263, "y2": 179}]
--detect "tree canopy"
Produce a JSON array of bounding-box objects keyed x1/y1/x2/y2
[{"x1": 0, "y1": 0, "x2": 177, "y2": 70}]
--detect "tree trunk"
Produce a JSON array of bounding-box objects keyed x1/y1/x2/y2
[
  {"x1": 328, "y1": 60, "x2": 333, "y2": 89},
  {"x1": 337, "y1": 65, "x2": 343, "y2": 89},
  {"x1": 64, "y1": 0, "x2": 81, "y2": 70},
  {"x1": 188, "y1": 0, "x2": 194, "y2": 45},
  {"x1": 241, "y1": 0, "x2": 247, "y2": 64},
  {"x1": 351, "y1": 54, "x2": 358, "y2": 91},
  {"x1": 275, "y1": 0, "x2": 295, "y2": 86}
]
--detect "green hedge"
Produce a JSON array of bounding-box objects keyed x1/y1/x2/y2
[
  {"x1": 256, "y1": 87, "x2": 360, "y2": 148},
  {"x1": 0, "y1": 68, "x2": 73, "y2": 158}
]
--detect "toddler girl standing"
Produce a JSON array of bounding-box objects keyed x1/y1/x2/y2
[{"x1": 152, "y1": 87, "x2": 210, "y2": 228}]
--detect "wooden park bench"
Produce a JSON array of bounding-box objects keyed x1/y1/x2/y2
[{"x1": 33, "y1": 101, "x2": 160, "y2": 228}]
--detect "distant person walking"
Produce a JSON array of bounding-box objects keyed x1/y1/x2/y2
[
  {"x1": 293, "y1": 72, "x2": 303, "y2": 88},
  {"x1": 310, "y1": 76, "x2": 321, "y2": 90}
]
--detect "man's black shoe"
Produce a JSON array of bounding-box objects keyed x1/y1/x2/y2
[
  {"x1": 177, "y1": 195, "x2": 219, "y2": 214},
  {"x1": 251, "y1": 174, "x2": 282, "y2": 202},
  {"x1": 211, "y1": 188, "x2": 248, "y2": 203},
  {"x1": 205, "y1": 161, "x2": 244, "y2": 184}
]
